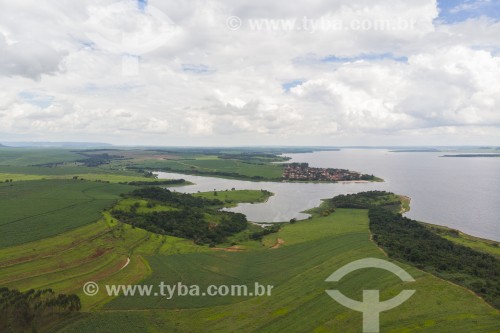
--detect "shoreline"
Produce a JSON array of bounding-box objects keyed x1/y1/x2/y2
[
  {"x1": 156, "y1": 172, "x2": 498, "y2": 244},
  {"x1": 419, "y1": 221, "x2": 500, "y2": 256},
  {"x1": 154, "y1": 170, "x2": 384, "y2": 184}
]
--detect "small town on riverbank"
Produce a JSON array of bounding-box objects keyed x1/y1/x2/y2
[{"x1": 282, "y1": 163, "x2": 376, "y2": 181}]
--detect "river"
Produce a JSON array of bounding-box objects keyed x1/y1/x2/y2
[{"x1": 157, "y1": 149, "x2": 500, "y2": 241}]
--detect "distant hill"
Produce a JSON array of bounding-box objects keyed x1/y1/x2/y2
[
  {"x1": 442, "y1": 154, "x2": 500, "y2": 158},
  {"x1": 390, "y1": 148, "x2": 441, "y2": 152},
  {"x1": 1, "y1": 142, "x2": 113, "y2": 148}
]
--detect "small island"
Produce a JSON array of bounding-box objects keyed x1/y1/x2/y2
[
  {"x1": 282, "y1": 163, "x2": 379, "y2": 182},
  {"x1": 441, "y1": 154, "x2": 500, "y2": 158}
]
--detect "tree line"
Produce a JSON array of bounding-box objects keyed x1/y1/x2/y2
[
  {"x1": 328, "y1": 191, "x2": 500, "y2": 309},
  {"x1": 329, "y1": 191, "x2": 401, "y2": 212},
  {"x1": 369, "y1": 207, "x2": 500, "y2": 309},
  {"x1": 0, "y1": 287, "x2": 81, "y2": 332},
  {"x1": 122, "y1": 179, "x2": 187, "y2": 186}
]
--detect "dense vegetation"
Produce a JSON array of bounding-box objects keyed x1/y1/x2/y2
[
  {"x1": 0, "y1": 287, "x2": 81, "y2": 332},
  {"x1": 249, "y1": 224, "x2": 281, "y2": 240},
  {"x1": 193, "y1": 189, "x2": 273, "y2": 207},
  {"x1": 76, "y1": 153, "x2": 124, "y2": 167},
  {"x1": 126, "y1": 186, "x2": 222, "y2": 207},
  {"x1": 328, "y1": 191, "x2": 500, "y2": 309},
  {"x1": 369, "y1": 207, "x2": 500, "y2": 309},
  {"x1": 111, "y1": 187, "x2": 250, "y2": 245},
  {"x1": 121, "y1": 179, "x2": 187, "y2": 186},
  {"x1": 329, "y1": 190, "x2": 403, "y2": 212}
]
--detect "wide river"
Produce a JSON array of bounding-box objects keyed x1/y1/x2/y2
[{"x1": 157, "y1": 149, "x2": 500, "y2": 241}]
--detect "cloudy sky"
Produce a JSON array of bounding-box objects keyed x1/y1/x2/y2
[{"x1": 0, "y1": 0, "x2": 499, "y2": 146}]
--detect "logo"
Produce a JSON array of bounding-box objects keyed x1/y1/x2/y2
[
  {"x1": 83, "y1": 281, "x2": 99, "y2": 296},
  {"x1": 226, "y1": 16, "x2": 242, "y2": 30},
  {"x1": 325, "y1": 258, "x2": 415, "y2": 333}
]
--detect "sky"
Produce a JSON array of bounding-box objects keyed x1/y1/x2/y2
[{"x1": 0, "y1": 0, "x2": 499, "y2": 146}]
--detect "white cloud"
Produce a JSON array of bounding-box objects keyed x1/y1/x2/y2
[
  {"x1": 0, "y1": 33, "x2": 66, "y2": 79},
  {"x1": 0, "y1": 0, "x2": 498, "y2": 145}
]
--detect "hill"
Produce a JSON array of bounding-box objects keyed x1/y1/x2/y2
[{"x1": 0, "y1": 187, "x2": 498, "y2": 332}]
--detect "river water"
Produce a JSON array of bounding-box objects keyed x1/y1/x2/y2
[{"x1": 157, "y1": 149, "x2": 500, "y2": 241}]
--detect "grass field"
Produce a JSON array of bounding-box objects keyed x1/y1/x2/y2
[
  {"x1": 0, "y1": 180, "x2": 131, "y2": 247},
  {"x1": 56, "y1": 207, "x2": 499, "y2": 333},
  {"x1": 0, "y1": 165, "x2": 187, "y2": 184},
  {"x1": 0, "y1": 187, "x2": 272, "y2": 317},
  {"x1": 0, "y1": 148, "x2": 83, "y2": 166},
  {"x1": 0, "y1": 212, "x2": 210, "y2": 313},
  {"x1": 125, "y1": 156, "x2": 284, "y2": 180}
]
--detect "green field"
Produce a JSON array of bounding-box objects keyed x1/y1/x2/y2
[
  {"x1": 1, "y1": 199, "x2": 498, "y2": 332},
  {"x1": 0, "y1": 180, "x2": 131, "y2": 247},
  {"x1": 0, "y1": 212, "x2": 210, "y2": 311},
  {"x1": 0, "y1": 147, "x2": 286, "y2": 184},
  {"x1": 0, "y1": 148, "x2": 191, "y2": 185},
  {"x1": 0, "y1": 148, "x2": 498, "y2": 332},
  {"x1": 125, "y1": 156, "x2": 285, "y2": 180},
  {"x1": 54, "y1": 207, "x2": 498, "y2": 332},
  {"x1": 0, "y1": 147, "x2": 370, "y2": 184},
  {"x1": 0, "y1": 165, "x2": 185, "y2": 184},
  {"x1": 193, "y1": 189, "x2": 273, "y2": 207},
  {"x1": 0, "y1": 148, "x2": 83, "y2": 166}
]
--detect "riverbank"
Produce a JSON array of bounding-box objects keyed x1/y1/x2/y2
[{"x1": 420, "y1": 222, "x2": 500, "y2": 258}]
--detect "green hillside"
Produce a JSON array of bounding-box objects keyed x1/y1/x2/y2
[
  {"x1": 57, "y1": 208, "x2": 499, "y2": 332},
  {"x1": 1, "y1": 182, "x2": 498, "y2": 332},
  {"x1": 0, "y1": 180, "x2": 131, "y2": 247}
]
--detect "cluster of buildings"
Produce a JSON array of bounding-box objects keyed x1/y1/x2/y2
[{"x1": 282, "y1": 163, "x2": 371, "y2": 182}]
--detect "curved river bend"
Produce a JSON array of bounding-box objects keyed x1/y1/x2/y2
[{"x1": 157, "y1": 149, "x2": 500, "y2": 241}]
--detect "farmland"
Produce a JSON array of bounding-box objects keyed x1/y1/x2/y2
[
  {"x1": 0, "y1": 147, "x2": 83, "y2": 166},
  {"x1": 0, "y1": 180, "x2": 131, "y2": 247},
  {"x1": 57, "y1": 205, "x2": 499, "y2": 332},
  {"x1": 0, "y1": 187, "x2": 270, "y2": 321},
  {"x1": 125, "y1": 155, "x2": 285, "y2": 181},
  {"x1": 0, "y1": 147, "x2": 498, "y2": 332},
  {"x1": 0, "y1": 147, "x2": 374, "y2": 184},
  {"x1": 0, "y1": 165, "x2": 190, "y2": 184}
]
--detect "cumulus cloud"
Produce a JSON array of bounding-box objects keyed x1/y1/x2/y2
[
  {"x1": 0, "y1": 33, "x2": 66, "y2": 79},
  {"x1": 0, "y1": 0, "x2": 498, "y2": 145}
]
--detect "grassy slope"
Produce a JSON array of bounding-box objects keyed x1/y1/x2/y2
[
  {"x1": 0, "y1": 212, "x2": 209, "y2": 312},
  {"x1": 0, "y1": 188, "x2": 269, "y2": 315},
  {"x1": 125, "y1": 156, "x2": 284, "y2": 180},
  {"x1": 0, "y1": 180, "x2": 131, "y2": 247},
  {"x1": 193, "y1": 189, "x2": 273, "y2": 207},
  {"x1": 59, "y1": 208, "x2": 499, "y2": 333}
]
